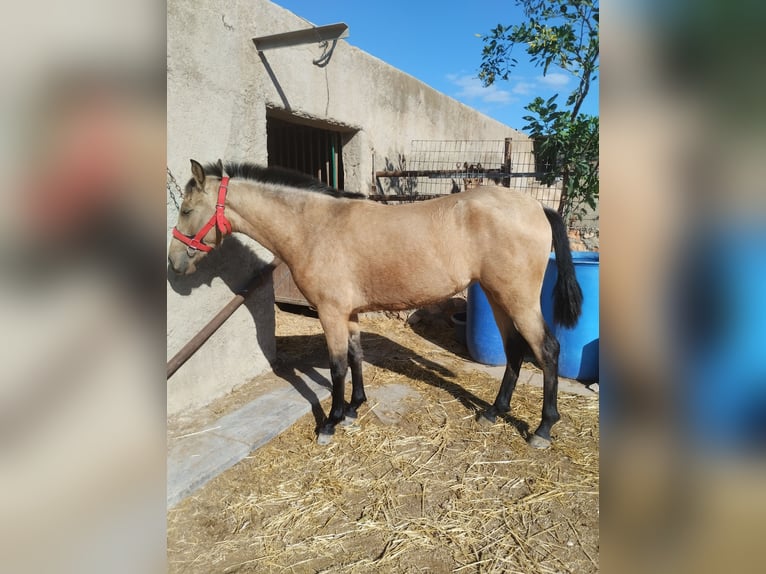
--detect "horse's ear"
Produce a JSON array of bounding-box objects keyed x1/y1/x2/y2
[
  {"x1": 216, "y1": 158, "x2": 224, "y2": 173},
  {"x1": 190, "y1": 159, "x2": 205, "y2": 188}
]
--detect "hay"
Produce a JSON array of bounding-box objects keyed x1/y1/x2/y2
[{"x1": 168, "y1": 309, "x2": 599, "y2": 573}]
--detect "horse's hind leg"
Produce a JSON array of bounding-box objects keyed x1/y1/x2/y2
[
  {"x1": 514, "y1": 311, "x2": 561, "y2": 449},
  {"x1": 344, "y1": 314, "x2": 367, "y2": 420},
  {"x1": 480, "y1": 313, "x2": 528, "y2": 425},
  {"x1": 528, "y1": 323, "x2": 561, "y2": 448},
  {"x1": 483, "y1": 288, "x2": 561, "y2": 448},
  {"x1": 317, "y1": 309, "x2": 351, "y2": 444}
]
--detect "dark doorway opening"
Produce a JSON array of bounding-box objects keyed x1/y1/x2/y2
[
  {"x1": 266, "y1": 114, "x2": 350, "y2": 305},
  {"x1": 267, "y1": 116, "x2": 345, "y2": 189}
]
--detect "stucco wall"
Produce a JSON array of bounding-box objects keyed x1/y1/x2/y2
[
  {"x1": 167, "y1": 0, "x2": 279, "y2": 417},
  {"x1": 250, "y1": 2, "x2": 527, "y2": 192},
  {"x1": 167, "y1": 0, "x2": 527, "y2": 416}
]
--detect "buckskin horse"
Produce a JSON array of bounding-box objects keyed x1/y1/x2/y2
[{"x1": 168, "y1": 160, "x2": 582, "y2": 448}]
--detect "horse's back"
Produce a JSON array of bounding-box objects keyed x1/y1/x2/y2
[
  {"x1": 457, "y1": 185, "x2": 548, "y2": 220},
  {"x1": 344, "y1": 187, "x2": 550, "y2": 307},
  {"x1": 445, "y1": 186, "x2": 551, "y2": 247},
  {"x1": 345, "y1": 185, "x2": 550, "y2": 264},
  {"x1": 448, "y1": 186, "x2": 552, "y2": 288}
]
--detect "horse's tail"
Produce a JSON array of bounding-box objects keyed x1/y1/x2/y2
[{"x1": 543, "y1": 207, "x2": 583, "y2": 328}]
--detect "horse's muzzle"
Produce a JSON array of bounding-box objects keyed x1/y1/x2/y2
[{"x1": 168, "y1": 253, "x2": 192, "y2": 275}]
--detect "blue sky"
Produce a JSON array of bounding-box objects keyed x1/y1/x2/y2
[{"x1": 272, "y1": 0, "x2": 599, "y2": 132}]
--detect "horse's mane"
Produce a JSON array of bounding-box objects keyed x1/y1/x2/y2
[{"x1": 198, "y1": 161, "x2": 366, "y2": 200}]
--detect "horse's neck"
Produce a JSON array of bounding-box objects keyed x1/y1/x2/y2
[{"x1": 226, "y1": 181, "x2": 314, "y2": 260}]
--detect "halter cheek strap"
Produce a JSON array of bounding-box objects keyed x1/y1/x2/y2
[
  {"x1": 172, "y1": 176, "x2": 233, "y2": 253},
  {"x1": 214, "y1": 177, "x2": 233, "y2": 235}
]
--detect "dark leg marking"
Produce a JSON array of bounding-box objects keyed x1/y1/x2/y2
[
  {"x1": 529, "y1": 324, "x2": 561, "y2": 449},
  {"x1": 318, "y1": 353, "x2": 348, "y2": 442},
  {"x1": 345, "y1": 325, "x2": 366, "y2": 420},
  {"x1": 481, "y1": 329, "x2": 528, "y2": 424}
]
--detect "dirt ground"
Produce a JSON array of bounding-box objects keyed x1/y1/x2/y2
[{"x1": 167, "y1": 303, "x2": 599, "y2": 573}]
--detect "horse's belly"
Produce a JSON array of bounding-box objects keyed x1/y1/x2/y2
[{"x1": 355, "y1": 261, "x2": 469, "y2": 312}]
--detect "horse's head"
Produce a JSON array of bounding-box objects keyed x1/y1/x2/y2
[{"x1": 168, "y1": 159, "x2": 229, "y2": 274}]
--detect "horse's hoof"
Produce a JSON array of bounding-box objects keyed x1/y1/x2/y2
[
  {"x1": 317, "y1": 433, "x2": 334, "y2": 445},
  {"x1": 339, "y1": 415, "x2": 359, "y2": 428},
  {"x1": 478, "y1": 412, "x2": 496, "y2": 428},
  {"x1": 476, "y1": 410, "x2": 497, "y2": 428},
  {"x1": 528, "y1": 434, "x2": 551, "y2": 449}
]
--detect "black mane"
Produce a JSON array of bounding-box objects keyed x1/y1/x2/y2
[{"x1": 198, "y1": 161, "x2": 366, "y2": 200}]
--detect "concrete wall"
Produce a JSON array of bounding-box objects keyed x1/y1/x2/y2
[
  {"x1": 167, "y1": 0, "x2": 527, "y2": 416},
  {"x1": 167, "y1": 0, "x2": 279, "y2": 417},
  {"x1": 249, "y1": 2, "x2": 527, "y2": 193}
]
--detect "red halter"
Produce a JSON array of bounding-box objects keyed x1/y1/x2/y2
[{"x1": 172, "y1": 177, "x2": 233, "y2": 253}]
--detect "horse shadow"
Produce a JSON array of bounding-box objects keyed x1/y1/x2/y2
[
  {"x1": 275, "y1": 317, "x2": 531, "y2": 440},
  {"x1": 408, "y1": 302, "x2": 547, "y2": 373},
  {"x1": 166, "y1": 236, "x2": 277, "y2": 367},
  {"x1": 406, "y1": 303, "x2": 472, "y2": 359}
]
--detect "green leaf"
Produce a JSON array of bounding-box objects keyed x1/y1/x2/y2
[{"x1": 478, "y1": 0, "x2": 598, "y2": 220}]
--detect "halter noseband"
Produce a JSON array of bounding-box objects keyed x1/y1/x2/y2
[{"x1": 172, "y1": 176, "x2": 233, "y2": 254}]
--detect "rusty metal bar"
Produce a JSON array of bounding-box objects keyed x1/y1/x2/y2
[
  {"x1": 367, "y1": 194, "x2": 448, "y2": 202},
  {"x1": 166, "y1": 263, "x2": 277, "y2": 380}
]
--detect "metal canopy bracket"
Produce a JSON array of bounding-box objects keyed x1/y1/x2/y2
[{"x1": 252, "y1": 22, "x2": 349, "y2": 52}]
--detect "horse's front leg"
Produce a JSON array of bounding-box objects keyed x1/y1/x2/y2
[
  {"x1": 317, "y1": 309, "x2": 350, "y2": 445},
  {"x1": 344, "y1": 314, "x2": 366, "y2": 420}
]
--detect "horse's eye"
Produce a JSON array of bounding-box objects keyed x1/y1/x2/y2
[{"x1": 181, "y1": 209, "x2": 192, "y2": 216}]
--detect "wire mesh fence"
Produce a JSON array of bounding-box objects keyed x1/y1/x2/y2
[{"x1": 372, "y1": 139, "x2": 598, "y2": 237}]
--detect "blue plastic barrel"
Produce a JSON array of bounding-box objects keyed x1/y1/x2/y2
[
  {"x1": 541, "y1": 251, "x2": 600, "y2": 381},
  {"x1": 466, "y1": 283, "x2": 506, "y2": 365}
]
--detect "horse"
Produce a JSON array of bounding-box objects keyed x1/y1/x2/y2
[{"x1": 168, "y1": 159, "x2": 583, "y2": 448}]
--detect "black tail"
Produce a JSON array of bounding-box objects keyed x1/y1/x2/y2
[{"x1": 543, "y1": 208, "x2": 583, "y2": 328}]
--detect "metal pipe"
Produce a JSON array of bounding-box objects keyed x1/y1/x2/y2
[{"x1": 166, "y1": 263, "x2": 276, "y2": 380}]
